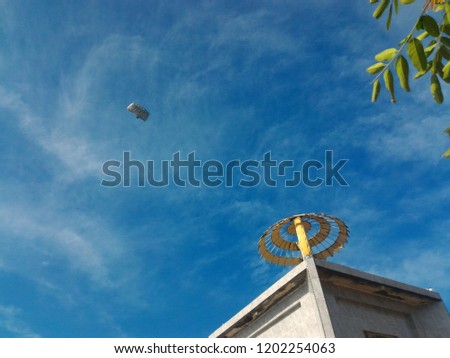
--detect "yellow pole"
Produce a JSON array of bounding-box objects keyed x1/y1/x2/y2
[{"x1": 293, "y1": 217, "x2": 312, "y2": 258}]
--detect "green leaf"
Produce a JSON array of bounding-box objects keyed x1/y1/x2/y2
[
  {"x1": 442, "y1": 24, "x2": 450, "y2": 36},
  {"x1": 407, "y1": 38, "x2": 427, "y2": 72},
  {"x1": 375, "y1": 48, "x2": 397, "y2": 62},
  {"x1": 416, "y1": 31, "x2": 429, "y2": 41},
  {"x1": 415, "y1": 16, "x2": 424, "y2": 31},
  {"x1": 435, "y1": 61, "x2": 445, "y2": 79},
  {"x1": 435, "y1": 58, "x2": 445, "y2": 78},
  {"x1": 445, "y1": 3, "x2": 450, "y2": 25},
  {"x1": 394, "y1": 0, "x2": 399, "y2": 14},
  {"x1": 442, "y1": 61, "x2": 450, "y2": 79},
  {"x1": 413, "y1": 63, "x2": 431, "y2": 79},
  {"x1": 366, "y1": 62, "x2": 386, "y2": 74},
  {"x1": 440, "y1": 36, "x2": 450, "y2": 47},
  {"x1": 432, "y1": 49, "x2": 442, "y2": 74},
  {"x1": 372, "y1": 80, "x2": 381, "y2": 103},
  {"x1": 400, "y1": 34, "x2": 414, "y2": 46},
  {"x1": 444, "y1": 126, "x2": 450, "y2": 136},
  {"x1": 424, "y1": 43, "x2": 437, "y2": 57},
  {"x1": 413, "y1": 71, "x2": 427, "y2": 79},
  {"x1": 443, "y1": 148, "x2": 450, "y2": 158},
  {"x1": 422, "y1": 15, "x2": 440, "y2": 37},
  {"x1": 399, "y1": 0, "x2": 415, "y2": 4},
  {"x1": 439, "y1": 66, "x2": 450, "y2": 83},
  {"x1": 430, "y1": 74, "x2": 444, "y2": 104},
  {"x1": 386, "y1": 4, "x2": 393, "y2": 30},
  {"x1": 370, "y1": 0, "x2": 379, "y2": 3},
  {"x1": 373, "y1": 0, "x2": 390, "y2": 19},
  {"x1": 384, "y1": 69, "x2": 396, "y2": 103},
  {"x1": 395, "y1": 55, "x2": 410, "y2": 92},
  {"x1": 440, "y1": 44, "x2": 450, "y2": 60}
]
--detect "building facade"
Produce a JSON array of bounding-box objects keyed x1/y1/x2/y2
[{"x1": 210, "y1": 258, "x2": 450, "y2": 338}]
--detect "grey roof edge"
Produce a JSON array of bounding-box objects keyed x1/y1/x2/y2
[
  {"x1": 209, "y1": 260, "x2": 309, "y2": 338},
  {"x1": 314, "y1": 259, "x2": 442, "y2": 300}
]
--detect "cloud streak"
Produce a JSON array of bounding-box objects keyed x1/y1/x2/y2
[{"x1": 0, "y1": 305, "x2": 39, "y2": 338}]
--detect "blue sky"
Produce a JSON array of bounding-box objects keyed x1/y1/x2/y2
[{"x1": 0, "y1": 0, "x2": 449, "y2": 337}]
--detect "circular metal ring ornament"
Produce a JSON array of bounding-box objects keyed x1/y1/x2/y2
[{"x1": 258, "y1": 213, "x2": 349, "y2": 266}]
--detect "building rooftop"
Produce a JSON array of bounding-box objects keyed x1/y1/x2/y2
[{"x1": 210, "y1": 259, "x2": 445, "y2": 338}]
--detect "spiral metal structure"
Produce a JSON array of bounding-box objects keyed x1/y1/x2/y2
[{"x1": 258, "y1": 213, "x2": 349, "y2": 266}]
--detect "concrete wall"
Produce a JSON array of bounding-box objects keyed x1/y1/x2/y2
[
  {"x1": 322, "y1": 281, "x2": 418, "y2": 337},
  {"x1": 321, "y1": 280, "x2": 450, "y2": 338},
  {"x1": 235, "y1": 280, "x2": 325, "y2": 338},
  {"x1": 409, "y1": 301, "x2": 450, "y2": 338}
]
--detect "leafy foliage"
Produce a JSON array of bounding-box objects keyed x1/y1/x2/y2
[
  {"x1": 444, "y1": 125, "x2": 450, "y2": 156},
  {"x1": 368, "y1": 0, "x2": 450, "y2": 157}
]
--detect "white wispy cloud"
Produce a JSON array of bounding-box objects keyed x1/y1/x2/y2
[
  {"x1": 0, "y1": 304, "x2": 39, "y2": 337},
  {"x1": 210, "y1": 8, "x2": 300, "y2": 56},
  {"x1": 0, "y1": 200, "x2": 123, "y2": 287},
  {"x1": 360, "y1": 215, "x2": 450, "y2": 294},
  {"x1": 0, "y1": 85, "x2": 101, "y2": 180},
  {"x1": 1, "y1": 32, "x2": 161, "y2": 182},
  {"x1": 363, "y1": 113, "x2": 448, "y2": 164}
]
